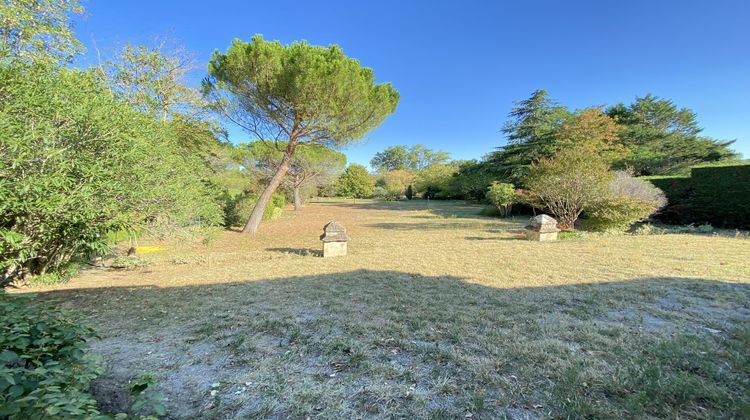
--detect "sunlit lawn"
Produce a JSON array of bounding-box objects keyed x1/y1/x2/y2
[{"x1": 22, "y1": 199, "x2": 750, "y2": 418}]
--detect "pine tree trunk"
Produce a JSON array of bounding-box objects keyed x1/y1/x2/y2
[
  {"x1": 242, "y1": 143, "x2": 296, "y2": 233},
  {"x1": 293, "y1": 185, "x2": 302, "y2": 210}
]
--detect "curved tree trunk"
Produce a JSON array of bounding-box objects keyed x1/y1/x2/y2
[
  {"x1": 242, "y1": 142, "x2": 296, "y2": 233},
  {"x1": 293, "y1": 185, "x2": 302, "y2": 210}
]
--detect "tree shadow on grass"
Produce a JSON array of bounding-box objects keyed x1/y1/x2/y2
[
  {"x1": 266, "y1": 247, "x2": 322, "y2": 257},
  {"x1": 25, "y1": 272, "x2": 750, "y2": 419},
  {"x1": 322, "y1": 199, "x2": 487, "y2": 218},
  {"x1": 464, "y1": 236, "x2": 524, "y2": 241}
]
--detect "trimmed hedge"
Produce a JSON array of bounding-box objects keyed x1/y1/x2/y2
[
  {"x1": 690, "y1": 165, "x2": 750, "y2": 228},
  {"x1": 645, "y1": 163, "x2": 750, "y2": 228}
]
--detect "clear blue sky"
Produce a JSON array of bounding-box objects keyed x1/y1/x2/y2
[{"x1": 72, "y1": 0, "x2": 750, "y2": 168}]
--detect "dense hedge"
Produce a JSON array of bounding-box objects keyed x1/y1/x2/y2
[
  {"x1": 690, "y1": 165, "x2": 750, "y2": 228},
  {"x1": 646, "y1": 164, "x2": 750, "y2": 228},
  {"x1": 646, "y1": 176, "x2": 694, "y2": 225}
]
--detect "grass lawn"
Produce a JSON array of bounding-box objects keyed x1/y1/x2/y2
[{"x1": 19, "y1": 199, "x2": 750, "y2": 418}]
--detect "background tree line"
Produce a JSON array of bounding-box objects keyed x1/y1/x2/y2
[{"x1": 359, "y1": 89, "x2": 740, "y2": 230}]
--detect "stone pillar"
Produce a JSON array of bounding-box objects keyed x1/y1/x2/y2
[
  {"x1": 320, "y1": 221, "x2": 349, "y2": 257},
  {"x1": 525, "y1": 214, "x2": 560, "y2": 241}
]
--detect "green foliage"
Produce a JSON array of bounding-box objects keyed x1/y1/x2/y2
[
  {"x1": 242, "y1": 141, "x2": 346, "y2": 203},
  {"x1": 204, "y1": 35, "x2": 397, "y2": 232},
  {"x1": 646, "y1": 163, "x2": 750, "y2": 228},
  {"x1": 485, "y1": 182, "x2": 516, "y2": 216},
  {"x1": 478, "y1": 206, "x2": 505, "y2": 217},
  {"x1": 130, "y1": 372, "x2": 167, "y2": 418},
  {"x1": 688, "y1": 165, "x2": 750, "y2": 228},
  {"x1": 0, "y1": 0, "x2": 84, "y2": 64},
  {"x1": 633, "y1": 223, "x2": 716, "y2": 236},
  {"x1": 581, "y1": 171, "x2": 666, "y2": 232},
  {"x1": 0, "y1": 63, "x2": 222, "y2": 285},
  {"x1": 225, "y1": 193, "x2": 286, "y2": 227},
  {"x1": 491, "y1": 91, "x2": 738, "y2": 182},
  {"x1": 414, "y1": 163, "x2": 457, "y2": 199},
  {"x1": 606, "y1": 94, "x2": 737, "y2": 175},
  {"x1": 489, "y1": 89, "x2": 571, "y2": 183},
  {"x1": 581, "y1": 197, "x2": 663, "y2": 232},
  {"x1": 523, "y1": 148, "x2": 613, "y2": 229},
  {"x1": 374, "y1": 170, "x2": 414, "y2": 200},
  {"x1": 104, "y1": 41, "x2": 205, "y2": 122},
  {"x1": 336, "y1": 164, "x2": 374, "y2": 199},
  {"x1": 0, "y1": 293, "x2": 102, "y2": 418},
  {"x1": 205, "y1": 35, "x2": 399, "y2": 148},
  {"x1": 405, "y1": 185, "x2": 414, "y2": 200},
  {"x1": 110, "y1": 256, "x2": 148, "y2": 270},
  {"x1": 370, "y1": 144, "x2": 449, "y2": 172},
  {"x1": 450, "y1": 160, "x2": 496, "y2": 200}
]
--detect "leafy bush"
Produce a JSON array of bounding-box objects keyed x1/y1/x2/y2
[
  {"x1": 336, "y1": 164, "x2": 374, "y2": 199},
  {"x1": 129, "y1": 372, "x2": 166, "y2": 417},
  {"x1": 581, "y1": 197, "x2": 663, "y2": 232},
  {"x1": 485, "y1": 182, "x2": 516, "y2": 217},
  {"x1": 523, "y1": 148, "x2": 613, "y2": 229},
  {"x1": 372, "y1": 186, "x2": 393, "y2": 201},
  {"x1": 405, "y1": 185, "x2": 414, "y2": 200},
  {"x1": 225, "y1": 193, "x2": 286, "y2": 227},
  {"x1": 581, "y1": 172, "x2": 666, "y2": 232},
  {"x1": 449, "y1": 160, "x2": 495, "y2": 200},
  {"x1": 0, "y1": 293, "x2": 102, "y2": 418},
  {"x1": 0, "y1": 63, "x2": 222, "y2": 286}
]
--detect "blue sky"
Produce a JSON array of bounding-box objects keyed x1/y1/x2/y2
[{"x1": 72, "y1": 0, "x2": 750, "y2": 168}]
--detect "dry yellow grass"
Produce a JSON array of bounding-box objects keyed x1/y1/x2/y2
[
  {"x1": 19, "y1": 200, "x2": 750, "y2": 418},
  {"x1": 30, "y1": 199, "x2": 750, "y2": 291}
]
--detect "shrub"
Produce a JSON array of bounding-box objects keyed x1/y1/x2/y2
[
  {"x1": 449, "y1": 160, "x2": 495, "y2": 200},
  {"x1": 405, "y1": 185, "x2": 414, "y2": 200},
  {"x1": 0, "y1": 293, "x2": 102, "y2": 418},
  {"x1": 634, "y1": 223, "x2": 717, "y2": 236},
  {"x1": 582, "y1": 172, "x2": 666, "y2": 232},
  {"x1": 582, "y1": 197, "x2": 663, "y2": 232},
  {"x1": 485, "y1": 182, "x2": 516, "y2": 217},
  {"x1": 372, "y1": 186, "x2": 393, "y2": 201},
  {"x1": 336, "y1": 164, "x2": 374, "y2": 199},
  {"x1": 609, "y1": 171, "x2": 668, "y2": 206},
  {"x1": 523, "y1": 148, "x2": 612, "y2": 229},
  {"x1": 0, "y1": 63, "x2": 222, "y2": 286},
  {"x1": 130, "y1": 372, "x2": 167, "y2": 417},
  {"x1": 226, "y1": 193, "x2": 286, "y2": 227}
]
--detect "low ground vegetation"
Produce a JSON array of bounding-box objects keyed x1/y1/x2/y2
[{"x1": 0, "y1": 292, "x2": 101, "y2": 418}]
